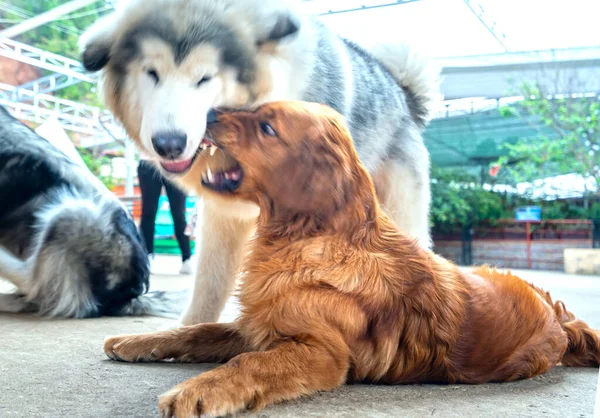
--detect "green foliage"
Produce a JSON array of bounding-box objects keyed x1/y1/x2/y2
[
  {"x1": 539, "y1": 200, "x2": 600, "y2": 220},
  {"x1": 497, "y1": 82, "x2": 600, "y2": 196},
  {"x1": 77, "y1": 147, "x2": 116, "y2": 189},
  {"x1": 0, "y1": 0, "x2": 111, "y2": 105},
  {"x1": 433, "y1": 77, "x2": 600, "y2": 230},
  {"x1": 430, "y1": 166, "x2": 512, "y2": 230},
  {"x1": 430, "y1": 165, "x2": 600, "y2": 232}
]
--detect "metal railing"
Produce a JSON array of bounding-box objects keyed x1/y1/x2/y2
[{"x1": 0, "y1": 82, "x2": 124, "y2": 138}]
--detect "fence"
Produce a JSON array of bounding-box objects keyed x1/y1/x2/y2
[
  {"x1": 433, "y1": 219, "x2": 597, "y2": 271},
  {"x1": 120, "y1": 196, "x2": 142, "y2": 222},
  {"x1": 116, "y1": 195, "x2": 600, "y2": 266}
]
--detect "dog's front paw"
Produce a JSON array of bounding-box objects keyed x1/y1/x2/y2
[
  {"x1": 158, "y1": 371, "x2": 250, "y2": 418},
  {"x1": 104, "y1": 334, "x2": 169, "y2": 362}
]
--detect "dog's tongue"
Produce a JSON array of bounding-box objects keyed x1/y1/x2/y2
[{"x1": 160, "y1": 158, "x2": 193, "y2": 174}]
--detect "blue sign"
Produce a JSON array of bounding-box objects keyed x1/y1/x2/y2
[{"x1": 515, "y1": 206, "x2": 541, "y2": 221}]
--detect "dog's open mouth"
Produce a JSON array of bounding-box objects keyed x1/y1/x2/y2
[{"x1": 199, "y1": 138, "x2": 243, "y2": 192}]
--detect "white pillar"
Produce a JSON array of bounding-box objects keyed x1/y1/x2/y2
[{"x1": 125, "y1": 140, "x2": 135, "y2": 196}]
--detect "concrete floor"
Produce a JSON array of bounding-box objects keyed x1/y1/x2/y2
[{"x1": 1, "y1": 256, "x2": 599, "y2": 418}]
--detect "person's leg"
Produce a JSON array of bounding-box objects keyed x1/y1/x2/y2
[
  {"x1": 164, "y1": 179, "x2": 192, "y2": 265},
  {"x1": 137, "y1": 161, "x2": 162, "y2": 256}
]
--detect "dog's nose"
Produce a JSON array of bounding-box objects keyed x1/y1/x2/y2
[
  {"x1": 151, "y1": 132, "x2": 187, "y2": 158},
  {"x1": 207, "y1": 108, "x2": 218, "y2": 125}
]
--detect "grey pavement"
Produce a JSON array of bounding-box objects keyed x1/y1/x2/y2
[{"x1": 1, "y1": 256, "x2": 598, "y2": 418}]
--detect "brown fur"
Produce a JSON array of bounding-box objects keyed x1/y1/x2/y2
[{"x1": 104, "y1": 102, "x2": 600, "y2": 417}]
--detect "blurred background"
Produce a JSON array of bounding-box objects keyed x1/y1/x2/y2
[{"x1": 1, "y1": 0, "x2": 598, "y2": 271}]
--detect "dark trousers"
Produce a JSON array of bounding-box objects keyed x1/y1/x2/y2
[{"x1": 137, "y1": 160, "x2": 191, "y2": 261}]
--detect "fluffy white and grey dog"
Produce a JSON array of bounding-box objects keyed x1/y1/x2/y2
[
  {"x1": 0, "y1": 106, "x2": 185, "y2": 318},
  {"x1": 80, "y1": 0, "x2": 441, "y2": 325}
]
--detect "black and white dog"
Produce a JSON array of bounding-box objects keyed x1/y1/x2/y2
[{"x1": 0, "y1": 106, "x2": 184, "y2": 318}]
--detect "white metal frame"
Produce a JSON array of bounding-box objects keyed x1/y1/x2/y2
[
  {"x1": 0, "y1": 38, "x2": 92, "y2": 82},
  {"x1": 0, "y1": 83, "x2": 121, "y2": 137},
  {"x1": 463, "y1": 0, "x2": 510, "y2": 52},
  {"x1": 312, "y1": 0, "x2": 421, "y2": 16},
  {"x1": 9, "y1": 73, "x2": 84, "y2": 102}
]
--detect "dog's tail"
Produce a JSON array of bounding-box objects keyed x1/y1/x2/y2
[
  {"x1": 366, "y1": 42, "x2": 443, "y2": 129},
  {"x1": 114, "y1": 290, "x2": 189, "y2": 319},
  {"x1": 550, "y1": 298, "x2": 600, "y2": 367}
]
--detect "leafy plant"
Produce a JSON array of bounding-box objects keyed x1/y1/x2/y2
[
  {"x1": 497, "y1": 81, "x2": 600, "y2": 197},
  {"x1": 430, "y1": 166, "x2": 512, "y2": 231},
  {"x1": 429, "y1": 164, "x2": 600, "y2": 234},
  {"x1": 77, "y1": 147, "x2": 117, "y2": 189}
]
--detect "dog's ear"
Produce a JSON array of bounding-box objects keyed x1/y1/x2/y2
[
  {"x1": 265, "y1": 121, "x2": 353, "y2": 217},
  {"x1": 268, "y1": 14, "x2": 300, "y2": 41},
  {"x1": 258, "y1": 14, "x2": 300, "y2": 46},
  {"x1": 79, "y1": 15, "x2": 117, "y2": 72}
]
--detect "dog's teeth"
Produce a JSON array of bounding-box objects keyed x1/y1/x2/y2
[
  {"x1": 202, "y1": 173, "x2": 208, "y2": 182},
  {"x1": 207, "y1": 167, "x2": 214, "y2": 183},
  {"x1": 224, "y1": 173, "x2": 230, "y2": 180},
  {"x1": 210, "y1": 146, "x2": 217, "y2": 156},
  {"x1": 200, "y1": 143, "x2": 206, "y2": 151},
  {"x1": 230, "y1": 171, "x2": 240, "y2": 181}
]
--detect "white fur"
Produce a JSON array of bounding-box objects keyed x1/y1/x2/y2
[
  {"x1": 180, "y1": 200, "x2": 256, "y2": 325},
  {"x1": 0, "y1": 246, "x2": 31, "y2": 291},
  {"x1": 134, "y1": 42, "x2": 225, "y2": 161},
  {"x1": 378, "y1": 160, "x2": 432, "y2": 248}
]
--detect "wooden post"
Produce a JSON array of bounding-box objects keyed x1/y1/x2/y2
[{"x1": 526, "y1": 221, "x2": 532, "y2": 269}]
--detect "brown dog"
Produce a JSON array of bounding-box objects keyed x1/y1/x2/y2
[{"x1": 104, "y1": 102, "x2": 600, "y2": 418}]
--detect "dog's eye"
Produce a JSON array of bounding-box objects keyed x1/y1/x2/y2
[
  {"x1": 260, "y1": 122, "x2": 277, "y2": 137},
  {"x1": 146, "y1": 69, "x2": 160, "y2": 85},
  {"x1": 197, "y1": 76, "x2": 213, "y2": 87}
]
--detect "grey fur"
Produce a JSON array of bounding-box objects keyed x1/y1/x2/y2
[
  {"x1": 0, "y1": 106, "x2": 183, "y2": 319},
  {"x1": 303, "y1": 23, "x2": 423, "y2": 173},
  {"x1": 114, "y1": 17, "x2": 256, "y2": 79}
]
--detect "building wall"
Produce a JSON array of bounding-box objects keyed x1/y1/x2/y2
[{"x1": 0, "y1": 56, "x2": 41, "y2": 85}]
